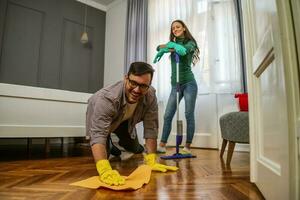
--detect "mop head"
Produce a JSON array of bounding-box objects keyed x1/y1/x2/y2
[{"x1": 160, "y1": 153, "x2": 196, "y2": 160}]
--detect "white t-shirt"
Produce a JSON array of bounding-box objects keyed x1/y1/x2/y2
[{"x1": 121, "y1": 102, "x2": 138, "y2": 122}]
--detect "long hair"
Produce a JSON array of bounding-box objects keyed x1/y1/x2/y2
[{"x1": 169, "y1": 20, "x2": 200, "y2": 65}]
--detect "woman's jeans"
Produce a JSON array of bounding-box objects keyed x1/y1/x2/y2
[{"x1": 160, "y1": 80, "x2": 198, "y2": 144}]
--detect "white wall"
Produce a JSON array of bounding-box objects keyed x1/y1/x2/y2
[{"x1": 104, "y1": 0, "x2": 127, "y2": 86}]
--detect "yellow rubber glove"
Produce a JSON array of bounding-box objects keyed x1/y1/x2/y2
[
  {"x1": 96, "y1": 159, "x2": 125, "y2": 186},
  {"x1": 144, "y1": 153, "x2": 179, "y2": 172}
]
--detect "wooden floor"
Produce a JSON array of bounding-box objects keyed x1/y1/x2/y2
[{"x1": 0, "y1": 143, "x2": 264, "y2": 200}]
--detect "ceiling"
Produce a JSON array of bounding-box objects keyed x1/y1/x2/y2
[
  {"x1": 77, "y1": 0, "x2": 117, "y2": 11},
  {"x1": 92, "y1": 0, "x2": 116, "y2": 6}
]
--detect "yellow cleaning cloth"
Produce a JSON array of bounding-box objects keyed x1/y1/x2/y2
[{"x1": 70, "y1": 165, "x2": 152, "y2": 190}]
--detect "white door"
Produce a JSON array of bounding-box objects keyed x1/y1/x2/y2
[{"x1": 242, "y1": 0, "x2": 300, "y2": 199}]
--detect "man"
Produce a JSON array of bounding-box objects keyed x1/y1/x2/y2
[{"x1": 86, "y1": 62, "x2": 178, "y2": 186}]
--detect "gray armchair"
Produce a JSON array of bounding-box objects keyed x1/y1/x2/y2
[{"x1": 219, "y1": 111, "x2": 249, "y2": 165}]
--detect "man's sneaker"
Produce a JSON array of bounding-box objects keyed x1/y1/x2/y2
[
  {"x1": 157, "y1": 146, "x2": 166, "y2": 153},
  {"x1": 180, "y1": 147, "x2": 192, "y2": 154},
  {"x1": 110, "y1": 145, "x2": 122, "y2": 156},
  {"x1": 120, "y1": 151, "x2": 134, "y2": 160}
]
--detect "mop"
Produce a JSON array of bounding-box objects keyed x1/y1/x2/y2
[{"x1": 160, "y1": 53, "x2": 196, "y2": 160}]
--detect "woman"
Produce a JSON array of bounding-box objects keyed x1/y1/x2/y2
[{"x1": 154, "y1": 20, "x2": 200, "y2": 154}]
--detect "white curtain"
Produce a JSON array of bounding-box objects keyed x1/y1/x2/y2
[
  {"x1": 148, "y1": 0, "x2": 243, "y2": 148},
  {"x1": 147, "y1": 0, "x2": 242, "y2": 101}
]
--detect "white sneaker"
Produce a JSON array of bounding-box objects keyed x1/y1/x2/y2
[
  {"x1": 181, "y1": 147, "x2": 192, "y2": 154},
  {"x1": 120, "y1": 151, "x2": 134, "y2": 160},
  {"x1": 157, "y1": 146, "x2": 166, "y2": 153}
]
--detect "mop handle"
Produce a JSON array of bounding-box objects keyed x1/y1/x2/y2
[
  {"x1": 175, "y1": 53, "x2": 180, "y2": 121},
  {"x1": 174, "y1": 53, "x2": 183, "y2": 154}
]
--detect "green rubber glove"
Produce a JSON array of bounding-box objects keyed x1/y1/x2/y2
[
  {"x1": 153, "y1": 47, "x2": 169, "y2": 63},
  {"x1": 166, "y1": 42, "x2": 187, "y2": 56},
  {"x1": 96, "y1": 159, "x2": 125, "y2": 186},
  {"x1": 144, "y1": 153, "x2": 179, "y2": 172}
]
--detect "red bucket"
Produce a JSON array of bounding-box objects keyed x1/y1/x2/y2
[{"x1": 234, "y1": 93, "x2": 248, "y2": 111}]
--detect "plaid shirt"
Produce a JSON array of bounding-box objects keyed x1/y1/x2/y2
[{"x1": 86, "y1": 81, "x2": 158, "y2": 146}]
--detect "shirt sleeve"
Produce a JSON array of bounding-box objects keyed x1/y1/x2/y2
[
  {"x1": 88, "y1": 94, "x2": 116, "y2": 146},
  {"x1": 182, "y1": 40, "x2": 196, "y2": 53},
  {"x1": 143, "y1": 90, "x2": 159, "y2": 139}
]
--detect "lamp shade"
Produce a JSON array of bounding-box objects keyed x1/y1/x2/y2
[{"x1": 80, "y1": 32, "x2": 88, "y2": 44}]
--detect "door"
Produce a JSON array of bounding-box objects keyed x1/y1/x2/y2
[{"x1": 242, "y1": 0, "x2": 300, "y2": 199}]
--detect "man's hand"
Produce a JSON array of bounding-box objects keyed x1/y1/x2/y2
[
  {"x1": 96, "y1": 159, "x2": 125, "y2": 186},
  {"x1": 144, "y1": 153, "x2": 178, "y2": 172}
]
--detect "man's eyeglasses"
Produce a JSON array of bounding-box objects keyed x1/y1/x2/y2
[{"x1": 127, "y1": 78, "x2": 150, "y2": 92}]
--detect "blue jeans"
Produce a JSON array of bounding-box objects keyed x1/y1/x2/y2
[{"x1": 160, "y1": 80, "x2": 198, "y2": 144}]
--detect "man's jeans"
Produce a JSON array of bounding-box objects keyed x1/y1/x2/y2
[
  {"x1": 160, "y1": 80, "x2": 198, "y2": 144},
  {"x1": 106, "y1": 120, "x2": 144, "y2": 157}
]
